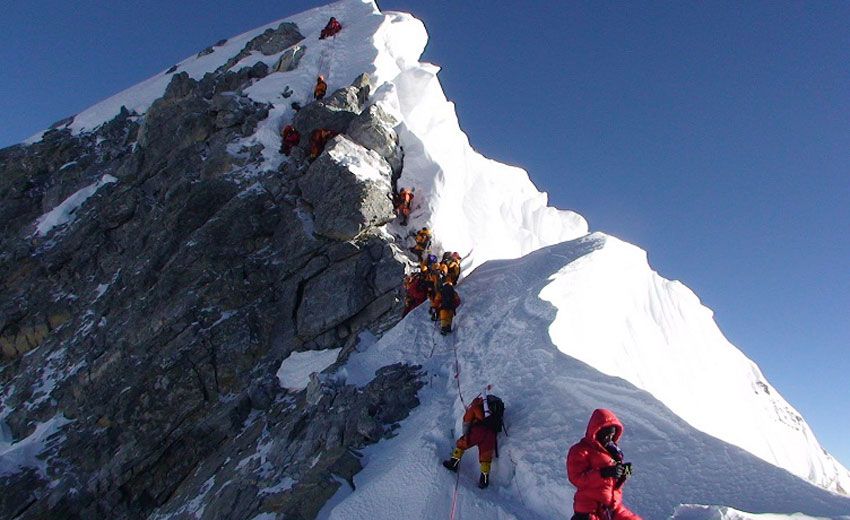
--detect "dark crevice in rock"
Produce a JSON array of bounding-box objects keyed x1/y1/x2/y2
[{"x1": 189, "y1": 359, "x2": 210, "y2": 402}]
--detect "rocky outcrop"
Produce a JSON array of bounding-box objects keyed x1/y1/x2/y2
[
  {"x1": 347, "y1": 104, "x2": 403, "y2": 177},
  {"x1": 148, "y1": 363, "x2": 423, "y2": 520},
  {"x1": 272, "y1": 44, "x2": 307, "y2": 73},
  {"x1": 220, "y1": 22, "x2": 304, "y2": 72},
  {"x1": 299, "y1": 135, "x2": 395, "y2": 241},
  {"x1": 0, "y1": 29, "x2": 415, "y2": 520},
  {"x1": 292, "y1": 76, "x2": 372, "y2": 139}
]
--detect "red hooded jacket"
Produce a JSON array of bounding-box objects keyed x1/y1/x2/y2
[{"x1": 566, "y1": 409, "x2": 641, "y2": 519}]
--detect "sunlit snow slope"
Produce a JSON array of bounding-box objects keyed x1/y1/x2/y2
[
  {"x1": 26, "y1": 0, "x2": 848, "y2": 500},
  {"x1": 333, "y1": 235, "x2": 850, "y2": 519}
]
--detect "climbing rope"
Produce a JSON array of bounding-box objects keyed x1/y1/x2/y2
[
  {"x1": 449, "y1": 469, "x2": 461, "y2": 520},
  {"x1": 447, "y1": 311, "x2": 466, "y2": 520},
  {"x1": 451, "y1": 323, "x2": 467, "y2": 409},
  {"x1": 506, "y1": 446, "x2": 528, "y2": 507},
  {"x1": 428, "y1": 309, "x2": 439, "y2": 358}
]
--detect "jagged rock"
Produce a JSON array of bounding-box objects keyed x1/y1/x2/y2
[
  {"x1": 162, "y1": 71, "x2": 196, "y2": 100},
  {"x1": 323, "y1": 85, "x2": 366, "y2": 113},
  {"x1": 272, "y1": 44, "x2": 306, "y2": 73},
  {"x1": 0, "y1": 22, "x2": 411, "y2": 519},
  {"x1": 291, "y1": 97, "x2": 358, "y2": 140},
  {"x1": 298, "y1": 136, "x2": 394, "y2": 241},
  {"x1": 296, "y1": 246, "x2": 387, "y2": 339},
  {"x1": 347, "y1": 104, "x2": 403, "y2": 176},
  {"x1": 351, "y1": 72, "x2": 373, "y2": 106},
  {"x1": 220, "y1": 22, "x2": 304, "y2": 72},
  {"x1": 49, "y1": 115, "x2": 75, "y2": 130},
  {"x1": 257, "y1": 22, "x2": 303, "y2": 55},
  {"x1": 249, "y1": 61, "x2": 269, "y2": 79},
  {"x1": 147, "y1": 363, "x2": 422, "y2": 520},
  {"x1": 211, "y1": 93, "x2": 248, "y2": 128},
  {"x1": 291, "y1": 77, "x2": 373, "y2": 141}
]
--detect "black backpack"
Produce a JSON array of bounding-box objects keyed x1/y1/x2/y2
[
  {"x1": 440, "y1": 284, "x2": 458, "y2": 310},
  {"x1": 481, "y1": 395, "x2": 505, "y2": 433}
]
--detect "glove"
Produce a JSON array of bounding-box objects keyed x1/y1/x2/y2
[{"x1": 600, "y1": 463, "x2": 626, "y2": 479}]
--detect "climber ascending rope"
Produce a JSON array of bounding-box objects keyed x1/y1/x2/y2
[
  {"x1": 319, "y1": 17, "x2": 342, "y2": 39},
  {"x1": 313, "y1": 75, "x2": 328, "y2": 100}
]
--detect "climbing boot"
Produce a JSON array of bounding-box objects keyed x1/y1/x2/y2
[
  {"x1": 442, "y1": 457, "x2": 460, "y2": 472},
  {"x1": 478, "y1": 472, "x2": 489, "y2": 489}
]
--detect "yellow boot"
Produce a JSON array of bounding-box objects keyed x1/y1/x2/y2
[
  {"x1": 478, "y1": 461, "x2": 491, "y2": 489},
  {"x1": 442, "y1": 448, "x2": 464, "y2": 472}
]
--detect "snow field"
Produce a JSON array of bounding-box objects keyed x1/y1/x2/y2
[
  {"x1": 539, "y1": 235, "x2": 850, "y2": 494},
  {"x1": 328, "y1": 235, "x2": 850, "y2": 519}
]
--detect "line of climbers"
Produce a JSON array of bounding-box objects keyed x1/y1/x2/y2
[
  {"x1": 399, "y1": 223, "x2": 640, "y2": 516},
  {"x1": 279, "y1": 123, "x2": 338, "y2": 161},
  {"x1": 391, "y1": 187, "x2": 414, "y2": 226},
  {"x1": 402, "y1": 228, "x2": 463, "y2": 335},
  {"x1": 440, "y1": 390, "x2": 640, "y2": 519},
  {"x1": 295, "y1": 16, "x2": 640, "y2": 518},
  {"x1": 277, "y1": 18, "x2": 342, "y2": 159}
]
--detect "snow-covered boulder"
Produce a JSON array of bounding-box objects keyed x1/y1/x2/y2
[
  {"x1": 346, "y1": 103, "x2": 403, "y2": 177},
  {"x1": 299, "y1": 135, "x2": 395, "y2": 241},
  {"x1": 272, "y1": 44, "x2": 306, "y2": 73},
  {"x1": 292, "y1": 81, "x2": 371, "y2": 139}
]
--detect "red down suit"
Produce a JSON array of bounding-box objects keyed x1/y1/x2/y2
[{"x1": 566, "y1": 409, "x2": 641, "y2": 519}]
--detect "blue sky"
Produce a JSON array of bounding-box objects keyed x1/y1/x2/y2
[{"x1": 1, "y1": 1, "x2": 848, "y2": 467}]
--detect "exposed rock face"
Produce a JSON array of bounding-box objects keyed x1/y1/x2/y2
[
  {"x1": 347, "y1": 104, "x2": 404, "y2": 177},
  {"x1": 221, "y1": 22, "x2": 304, "y2": 72},
  {"x1": 272, "y1": 44, "x2": 307, "y2": 73},
  {"x1": 149, "y1": 363, "x2": 423, "y2": 520},
  {"x1": 0, "y1": 25, "x2": 414, "y2": 520},
  {"x1": 292, "y1": 77, "x2": 372, "y2": 140},
  {"x1": 299, "y1": 135, "x2": 395, "y2": 242}
]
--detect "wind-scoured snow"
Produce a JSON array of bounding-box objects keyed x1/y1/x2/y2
[
  {"x1": 34, "y1": 174, "x2": 117, "y2": 236},
  {"x1": 540, "y1": 235, "x2": 850, "y2": 495},
  {"x1": 330, "y1": 235, "x2": 850, "y2": 519}
]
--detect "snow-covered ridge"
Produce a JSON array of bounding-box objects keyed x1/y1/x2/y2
[
  {"x1": 22, "y1": 0, "x2": 849, "y2": 502},
  {"x1": 539, "y1": 235, "x2": 850, "y2": 495},
  {"x1": 327, "y1": 235, "x2": 850, "y2": 518}
]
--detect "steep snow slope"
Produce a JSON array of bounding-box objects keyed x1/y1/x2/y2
[
  {"x1": 22, "y1": 0, "x2": 847, "y2": 499},
  {"x1": 539, "y1": 236, "x2": 850, "y2": 495},
  {"x1": 330, "y1": 235, "x2": 850, "y2": 519}
]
